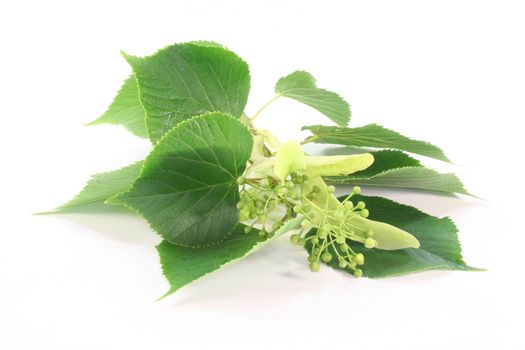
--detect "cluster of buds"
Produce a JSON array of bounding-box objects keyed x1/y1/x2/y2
[{"x1": 289, "y1": 185, "x2": 375, "y2": 277}]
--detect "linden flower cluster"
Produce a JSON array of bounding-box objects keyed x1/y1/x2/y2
[{"x1": 237, "y1": 135, "x2": 421, "y2": 275}]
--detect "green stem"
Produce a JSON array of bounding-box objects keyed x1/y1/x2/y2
[{"x1": 250, "y1": 95, "x2": 281, "y2": 122}]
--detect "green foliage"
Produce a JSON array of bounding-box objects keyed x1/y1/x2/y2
[
  {"x1": 87, "y1": 76, "x2": 148, "y2": 138},
  {"x1": 51, "y1": 161, "x2": 143, "y2": 212},
  {"x1": 124, "y1": 42, "x2": 251, "y2": 142},
  {"x1": 303, "y1": 123, "x2": 450, "y2": 162},
  {"x1": 275, "y1": 71, "x2": 350, "y2": 126},
  {"x1": 47, "y1": 40, "x2": 477, "y2": 297},
  {"x1": 109, "y1": 113, "x2": 253, "y2": 247}
]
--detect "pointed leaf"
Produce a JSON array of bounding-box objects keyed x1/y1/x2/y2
[
  {"x1": 87, "y1": 76, "x2": 148, "y2": 138},
  {"x1": 51, "y1": 161, "x2": 143, "y2": 212},
  {"x1": 275, "y1": 71, "x2": 350, "y2": 126},
  {"x1": 158, "y1": 216, "x2": 304, "y2": 297},
  {"x1": 124, "y1": 43, "x2": 250, "y2": 142},
  {"x1": 303, "y1": 123, "x2": 450, "y2": 162},
  {"x1": 109, "y1": 113, "x2": 253, "y2": 247},
  {"x1": 328, "y1": 166, "x2": 469, "y2": 195}
]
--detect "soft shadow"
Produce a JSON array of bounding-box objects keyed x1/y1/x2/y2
[{"x1": 47, "y1": 203, "x2": 159, "y2": 246}]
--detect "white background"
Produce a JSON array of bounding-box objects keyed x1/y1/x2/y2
[{"x1": 1, "y1": 1, "x2": 524, "y2": 349}]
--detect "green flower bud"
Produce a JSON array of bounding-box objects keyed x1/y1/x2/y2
[
  {"x1": 308, "y1": 255, "x2": 317, "y2": 263},
  {"x1": 298, "y1": 238, "x2": 306, "y2": 246},
  {"x1": 317, "y1": 229, "x2": 328, "y2": 239},
  {"x1": 309, "y1": 262, "x2": 321, "y2": 272},
  {"x1": 352, "y1": 186, "x2": 361, "y2": 195},
  {"x1": 259, "y1": 230, "x2": 267, "y2": 238},
  {"x1": 338, "y1": 260, "x2": 348, "y2": 269},
  {"x1": 327, "y1": 185, "x2": 336, "y2": 193},
  {"x1": 260, "y1": 178, "x2": 270, "y2": 188},
  {"x1": 356, "y1": 201, "x2": 366, "y2": 209},
  {"x1": 244, "y1": 226, "x2": 252, "y2": 234},
  {"x1": 353, "y1": 268, "x2": 363, "y2": 278},
  {"x1": 237, "y1": 176, "x2": 246, "y2": 185},
  {"x1": 360, "y1": 209, "x2": 369, "y2": 218},
  {"x1": 340, "y1": 243, "x2": 348, "y2": 252},
  {"x1": 344, "y1": 201, "x2": 354, "y2": 210},
  {"x1": 311, "y1": 236, "x2": 319, "y2": 245},
  {"x1": 293, "y1": 205, "x2": 302, "y2": 213},
  {"x1": 312, "y1": 185, "x2": 320, "y2": 193},
  {"x1": 353, "y1": 253, "x2": 365, "y2": 265},
  {"x1": 321, "y1": 252, "x2": 333, "y2": 263},
  {"x1": 236, "y1": 201, "x2": 245, "y2": 209},
  {"x1": 301, "y1": 219, "x2": 312, "y2": 229},
  {"x1": 290, "y1": 234, "x2": 300, "y2": 245},
  {"x1": 364, "y1": 238, "x2": 377, "y2": 249},
  {"x1": 313, "y1": 247, "x2": 322, "y2": 255},
  {"x1": 335, "y1": 236, "x2": 345, "y2": 245}
]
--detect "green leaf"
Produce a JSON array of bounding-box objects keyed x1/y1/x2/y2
[
  {"x1": 124, "y1": 42, "x2": 251, "y2": 142},
  {"x1": 157, "y1": 215, "x2": 304, "y2": 298},
  {"x1": 303, "y1": 123, "x2": 450, "y2": 162},
  {"x1": 307, "y1": 195, "x2": 478, "y2": 277},
  {"x1": 328, "y1": 166, "x2": 470, "y2": 195},
  {"x1": 87, "y1": 76, "x2": 148, "y2": 138},
  {"x1": 50, "y1": 161, "x2": 143, "y2": 212},
  {"x1": 109, "y1": 112, "x2": 253, "y2": 247},
  {"x1": 275, "y1": 71, "x2": 350, "y2": 126}
]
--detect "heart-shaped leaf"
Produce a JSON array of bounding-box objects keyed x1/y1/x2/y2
[
  {"x1": 124, "y1": 43, "x2": 251, "y2": 142},
  {"x1": 109, "y1": 112, "x2": 253, "y2": 247}
]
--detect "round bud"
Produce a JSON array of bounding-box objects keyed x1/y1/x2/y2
[
  {"x1": 340, "y1": 243, "x2": 348, "y2": 252},
  {"x1": 293, "y1": 205, "x2": 302, "y2": 213},
  {"x1": 236, "y1": 201, "x2": 245, "y2": 209},
  {"x1": 301, "y1": 219, "x2": 312, "y2": 229},
  {"x1": 321, "y1": 252, "x2": 333, "y2": 263},
  {"x1": 259, "y1": 230, "x2": 267, "y2": 238},
  {"x1": 260, "y1": 179, "x2": 270, "y2": 188},
  {"x1": 308, "y1": 255, "x2": 317, "y2": 263},
  {"x1": 277, "y1": 187, "x2": 288, "y2": 196},
  {"x1": 311, "y1": 236, "x2": 319, "y2": 245},
  {"x1": 327, "y1": 185, "x2": 336, "y2": 193},
  {"x1": 335, "y1": 236, "x2": 345, "y2": 244},
  {"x1": 352, "y1": 186, "x2": 361, "y2": 195},
  {"x1": 353, "y1": 268, "x2": 363, "y2": 278},
  {"x1": 344, "y1": 201, "x2": 354, "y2": 210},
  {"x1": 356, "y1": 201, "x2": 366, "y2": 209},
  {"x1": 364, "y1": 238, "x2": 377, "y2": 249},
  {"x1": 360, "y1": 209, "x2": 369, "y2": 218},
  {"x1": 317, "y1": 229, "x2": 328, "y2": 239},
  {"x1": 290, "y1": 234, "x2": 300, "y2": 244},
  {"x1": 313, "y1": 247, "x2": 322, "y2": 255},
  {"x1": 338, "y1": 260, "x2": 348, "y2": 269},
  {"x1": 244, "y1": 226, "x2": 252, "y2": 234},
  {"x1": 312, "y1": 185, "x2": 320, "y2": 193},
  {"x1": 309, "y1": 262, "x2": 321, "y2": 272},
  {"x1": 298, "y1": 238, "x2": 306, "y2": 246},
  {"x1": 353, "y1": 253, "x2": 365, "y2": 265},
  {"x1": 237, "y1": 176, "x2": 246, "y2": 185}
]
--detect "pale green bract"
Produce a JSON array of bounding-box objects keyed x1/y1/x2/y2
[
  {"x1": 124, "y1": 42, "x2": 251, "y2": 143},
  {"x1": 275, "y1": 71, "x2": 351, "y2": 126},
  {"x1": 109, "y1": 112, "x2": 253, "y2": 247}
]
